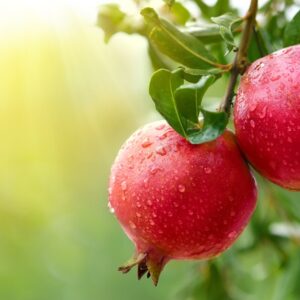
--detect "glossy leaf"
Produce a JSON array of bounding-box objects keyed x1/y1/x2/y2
[
  {"x1": 174, "y1": 75, "x2": 218, "y2": 128},
  {"x1": 149, "y1": 68, "x2": 225, "y2": 144},
  {"x1": 284, "y1": 10, "x2": 300, "y2": 47},
  {"x1": 211, "y1": 13, "x2": 242, "y2": 51},
  {"x1": 149, "y1": 69, "x2": 188, "y2": 137},
  {"x1": 188, "y1": 110, "x2": 228, "y2": 144},
  {"x1": 141, "y1": 7, "x2": 222, "y2": 70},
  {"x1": 184, "y1": 24, "x2": 224, "y2": 44}
]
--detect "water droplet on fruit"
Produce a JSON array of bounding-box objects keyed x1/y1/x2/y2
[
  {"x1": 121, "y1": 181, "x2": 127, "y2": 191},
  {"x1": 150, "y1": 167, "x2": 160, "y2": 175},
  {"x1": 270, "y1": 74, "x2": 281, "y2": 81},
  {"x1": 159, "y1": 132, "x2": 168, "y2": 140},
  {"x1": 141, "y1": 138, "x2": 152, "y2": 148},
  {"x1": 155, "y1": 146, "x2": 167, "y2": 156},
  {"x1": 129, "y1": 221, "x2": 136, "y2": 229},
  {"x1": 188, "y1": 210, "x2": 194, "y2": 216},
  {"x1": 143, "y1": 178, "x2": 149, "y2": 187},
  {"x1": 228, "y1": 231, "x2": 236, "y2": 239},
  {"x1": 250, "y1": 120, "x2": 256, "y2": 128},
  {"x1": 155, "y1": 123, "x2": 166, "y2": 130},
  {"x1": 249, "y1": 103, "x2": 257, "y2": 112},
  {"x1": 168, "y1": 211, "x2": 173, "y2": 217},
  {"x1": 258, "y1": 106, "x2": 267, "y2": 119},
  {"x1": 178, "y1": 184, "x2": 186, "y2": 193},
  {"x1": 108, "y1": 202, "x2": 115, "y2": 214},
  {"x1": 287, "y1": 137, "x2": 292, "y2": 143},
  {"x1": 204, "y1": 167, "x2": 212, "y2": 174},
  {"x1": 147, "y1": 199, "x2": 153, "y2": 206},
  {"x1": 152, "y1": 212, "x2": 157, "y2": 218},
  {"x1": 173, "y1": 202, "x2": 179, "y2": 207},
  {"x1": 150, "y1": 220, "x2": 155, "y2": 226},
  {"x1": 136, "y1": 202, "x2": 141, "y2": 208},
  {"x1": 136, "y1": 212, "x2": 141, "y2": 218}
]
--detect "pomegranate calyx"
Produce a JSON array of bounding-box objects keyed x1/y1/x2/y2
[{"x1": 118, "y1": 250, "x2": 168, "y2": 286}]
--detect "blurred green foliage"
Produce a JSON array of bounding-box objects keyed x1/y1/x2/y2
[{"x1": 1, "y1": 1, "x2": 300, "y2": 300}]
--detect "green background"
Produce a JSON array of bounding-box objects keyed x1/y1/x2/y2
[{"x1": 1, "y1": 1, "x2": 300, "y2": 299}]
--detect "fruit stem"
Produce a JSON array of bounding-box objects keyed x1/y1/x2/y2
[{"x1": 220, "y1": 0, "x2": 258, "y2": 115}]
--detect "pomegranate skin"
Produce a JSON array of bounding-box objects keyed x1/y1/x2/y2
[
  {"x1": 234, "y1": 45, "x2": 300, "y2": 190},
  {"x1": 109, "y1": 121, "x2": 257, "y2": 283}
]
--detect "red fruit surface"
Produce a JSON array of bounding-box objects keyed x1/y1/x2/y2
[
  {"x1": 109, "y1": 120, "x2": 257, "y2": 284},
  {"x1": 234, "y1": 45, "x2": 300, "y2": 190}
]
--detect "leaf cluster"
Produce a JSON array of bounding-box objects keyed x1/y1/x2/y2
[{"x1": 97, "y1": 1, "x2": 300, "y2": 144}]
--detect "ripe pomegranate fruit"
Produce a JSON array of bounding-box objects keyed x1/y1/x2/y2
[
  {"x1": 108, "y1": 120, "x2": 257, "y2": 285},
  {"x1": 234, "y1": 45, "x2": 300, "y2": 190}
]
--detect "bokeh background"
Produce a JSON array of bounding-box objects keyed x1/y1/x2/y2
[{"x1": 1, "y1": 0, "x2": 300, "y2": 299}]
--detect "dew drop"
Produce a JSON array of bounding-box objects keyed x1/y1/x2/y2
[
  {"x1": 204, "y1": 167, "x2": 212, "y2": 174},
  {"x1": 155, "y1": 123, "x2": 166, "y2": 130},
  {"x1": 258, "y1": 106, "x2": 267, "y2": 119},
  {"x1": 129, "y1": 221, "x2": 137, "y2": 229},
  {"x1": 150, "y1": 167, "x2": 160, "y2": 175},
  {"x1": 141, "y1": 138, "x2": 152, "y2": 148},
  {"x1": 270, "y1": 74, "x2": 281, "y2": 81},
  {"x1": 168, "y1": 211, "x2": 173, "y2": 217},
  {"x1": 143, "y1": 178, "x2": 149, "y2": 187},
  {"x1": 249, "y1": 103, "x2": 257, "y2": 112},
  {"x1": 147, "y1": 152, "x2": 153, "y2": 159},
  {"x1": 108, "y1": 202, "x2": 115, "y2": 214},
  {"x1": 188, "y1": 210, "x2": 194, "y2": 216},
  {"x1": 152, "y1": 212, "x2": 157, "y2": 218},
  {"x1": 159, "y1": 132, "x2": 168, "y2": 140},
  {"x1": 178, "y1": 184, "x2": 186, "y2": 193},
  {"x1": 121, "y1": 181, "x2": 127, "y2": 191},
  {"x1": 228, "y1": 231, "x2": 236, "y2": 239},
  {"x1": 136, "y1": 212, "x2": 141, "y2": 218},
  {"x1": 108, "y1": 187, "x2": 112, "y2": 195},
  {"x1": 136, "y1": 202, "x2": 142, "y2": 208},
  {"x1": 150, "y1": 219, "x2": 155, "y2": 226},
  {"x1": 250, "y1": 120, "x2": 256, "y2": 128},
  {"x1": 147, "y1": 199, "x2": 153, "y2": 206},
  {"x1": 155, "y1": 146, "x2": 167, "y2": 156}
]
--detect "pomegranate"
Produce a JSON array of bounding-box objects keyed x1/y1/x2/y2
[
  {"x1": 234, "y1": 45, "x2": 300, "y2": 190},
  {"x1": 109, "y1": 120, "x2": 257, "y2": 285}
]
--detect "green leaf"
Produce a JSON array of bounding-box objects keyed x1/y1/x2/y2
[
  {"x1": 284, "y1": 10, "x2": 300, "y2": 47},
  {"x1": 188, "y1": 110, "x2": 228, "y2": 144},
  {"x1": 149, "y1": 68, "x2": 225, "y2": 144},
  {"x1": 149, "y1": 69, "x2": 188, "y2": 137},
  {"x1": 211, "y1": 13, "x2": 242, "y2": 51},
  {"x1": 174, "y1": 75, "x2": 218, "y2": 128},
  {"x1": 184, "y1": 24, "x2": 224, "y2": 44},
  {"x1": 97, "y1": 4, "x2": 144, "y2": 42},
  {"x1": 169, "y1": 2, "x2": 191, "y2": 25},
  {"x1": 183, "y1": 67, "x2": 226, "y2": 76},
  {"x1": 175, "y1": 75, "x2": 218, "y2": 116},
  {"x1": 141, "y1": 7, "x2": 222, "y2": 70}
]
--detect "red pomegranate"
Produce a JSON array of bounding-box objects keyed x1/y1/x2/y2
[
  {"x1": 108, "y1": 120, "x2": 257, "y2": 285},
  {"x1": 234, "y1": 45, "x2": 300, "y2": 190}
]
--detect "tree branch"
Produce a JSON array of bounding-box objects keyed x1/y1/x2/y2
[{"x1": 220, "y1": 0, "x2": 258, "y2": 115}]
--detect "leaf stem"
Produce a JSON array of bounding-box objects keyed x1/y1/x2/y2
[{"x1": 220, "y1": 0, "x2": 258, "y2": 114}]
